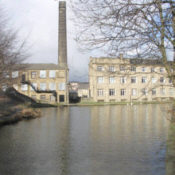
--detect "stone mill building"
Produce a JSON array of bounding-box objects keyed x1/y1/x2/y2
[
  {"x1": 89, "y1": 55, "x2": 175, "y2": 102},
  {"x1": 9, "y1": 1, "x2": 69, "y2": 104}
]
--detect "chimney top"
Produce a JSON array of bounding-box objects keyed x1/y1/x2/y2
[
  {"x1": 119, "y1": 53, "x2": 123, "y2": 59},
  {"x1": 59, "y1": 1, "x2": 66, "y2": 8}
]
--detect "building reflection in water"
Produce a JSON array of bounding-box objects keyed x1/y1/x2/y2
[
  {"x1": 55, "y1": 107, "x2": 71, "y2": 175},
  {"x1": 0, "y1": 107, "x2": 71, "y2": 175},
  {"x1": 0, "y1": 104, "x2": 172, "y2": 175},
  {"x1": 89, "y1": 104, "x2": 170, "y2": 175}
]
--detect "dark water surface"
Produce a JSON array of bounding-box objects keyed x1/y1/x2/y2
[{"x1": 0, "y1": 104, "x2": 171, "y2": 175}]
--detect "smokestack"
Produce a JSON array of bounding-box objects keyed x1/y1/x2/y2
[
  {"x1": 119, "y1": 53, "x2": 123, "y2": 60},
  {"x1": 58, "y1": 1, "x2": 67, "y2": 68}
]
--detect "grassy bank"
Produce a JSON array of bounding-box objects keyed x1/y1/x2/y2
[
  {"x1": 68, "y1": 100, "x2": 173, "y2": 106},
  {"x1": 0, "y1": 102, "x2": 41, "y2": 127}
]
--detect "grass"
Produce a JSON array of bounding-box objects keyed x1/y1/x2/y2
[{"x1": 68, "y1": 100, "x2": 173, "y2": 106}]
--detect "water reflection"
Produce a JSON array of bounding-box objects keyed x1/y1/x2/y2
[
  {"x1": 0, "y1": 104, "x2": 171, "y2": 175},
  {"x1": 0, "y1": 107, "x2": 71, "y2": 175},
  {"x1": 89, "y1": 105, "x2": 169, "y2": 175}
]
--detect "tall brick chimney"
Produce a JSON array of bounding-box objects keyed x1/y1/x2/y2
[{"x1": 58, "y1": 1, "x2": 67, "y2": 68}]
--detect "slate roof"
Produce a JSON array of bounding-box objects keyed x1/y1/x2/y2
[
  {"x1": 129, "y1": 59, "x2": 163, "y2": 65},
  {"x1": 78, "y1": 82, "x2": 89, "y2": 90},
  {"x1": 92, "y1": 57, "x2": 170, "y2": 66},
  {"x1": 14, "y1": 64, "x2": 66, "y2": 70}
]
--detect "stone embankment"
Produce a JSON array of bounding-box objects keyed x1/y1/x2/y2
[{"x1": 0, "y1": 108, "x2": 41, "y2": 126}]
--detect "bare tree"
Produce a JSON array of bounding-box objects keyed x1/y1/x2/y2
[
  {"x1": 0, "y1": 7, "x2": 27, "y2": 90},
  {"x1": 71, "y1": 0, "x2": 175, "y2": 84}
]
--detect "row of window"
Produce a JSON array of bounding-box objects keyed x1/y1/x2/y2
[
  {"x1": 32, "y1": 70, "x2": 56, "y2": 79},
  {"x1": 3, "y1": 70, "x2": 60, "y2": 79},
  {"x1": 97, "y1": 65, "x2": 166, "y2": 73},
  {"x1": 31, "y1": 95, "x2": 55, "y2": 101},
  {"x1": 97, "y1": 88, "x2": 175, "y2": 96},
  {"x1": 13, "y1": 82, "x2": 65, "y2": 91},
  {"x1": 97, "y1": 76, "x2": 172, "y2": 84},
  {"x1": 31, "y1": 94, "x2": 65, "y2": 102}
]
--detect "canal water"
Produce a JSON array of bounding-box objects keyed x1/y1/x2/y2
[{"x1": 0, "y1": 104, "x2": 171, "y2": 175}]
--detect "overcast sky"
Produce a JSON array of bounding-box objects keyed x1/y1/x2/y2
[
  {"x1": 2, "y1": 0, "x2": 173, "y2": 82},
  {"x1": 1, "y1": 0, "x2": 98, "y2": 82}
]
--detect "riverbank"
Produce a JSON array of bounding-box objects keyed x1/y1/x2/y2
[
  {"x1": 0, "y1": 106, "x2": 41, "y2": 127},
  {"x1": 167, "y1": 123, "x2": 175, "y2": 175},
  {"x1": 67, "y1": 100, "x2": 173, "y2": 106},
  {"x1": 0, "y1": 100, "x2": 173, "y2": 127}
]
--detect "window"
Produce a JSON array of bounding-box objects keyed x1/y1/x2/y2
[
  {"x1": 121, "y1": 89, "x2": 126, "y2": 96},
  {"x1": 97, "y1": 76, "x2": 104, "y2": 83},
  {"x1": 59, "y1": 95, "x2": 65, "y2": 102},
  {"x1": 49, "y1": 83, "x2": 56, "y2": 90},
  {"x1": 40, "y1": 70, "x2": 46, "y2": 78},
  {"x1": 31, "y1": 71, "x2": 37, "y2": 79},
  {"x1": 109, "y1": 77, "x2": 115, "y2": 84},
  {"x1": 169, "y1": 88, "x2": 175, "y2": 95},
  {"x1": 152, "y1": 88, "x2": 156, "y2": 95},
  {"x1": 21, "y1": 84, "x2": 28, "y2": 91},
  {"x1": 169, "y1": 78, "x2": 172, "y2": 84},
  {"x1": 120, "y1": 76, "x2": 126, "y2": 84},
  {"x1": 12, "y1": 71, "x2": 18, "y2": 78},
  {"x1": 109, "y1": 66, "x2": 115, "y2": 72},
  {"x1": 141, "y1": 77, "x2": 147, "y2": 83},
  {"x1": 109, "y1": 89, "x2": 115, "y2": 96},
  {"x1": 152, "y1": 77, "x2": 156, "y2": 83},
  {"x1": 131, "y1": 66, "x2": 136, "y2": 72},
  {"x1": 40, "y1": 95, "x2": 46, "y2": 100},
  {"x1": 3, "y1": 72, "x2": 9, "y2": 78},
  {"x1": 1, "y1": 84, "x2": 7, "y2": 91},
  {"x1": 131, "y1": 77, "x2": 136, "y2": 83},
  {"x1": 160, "y1": 67, "x2": 164, "y2": 73},
  {"x1": 50, "y1": 95, "x2": 55, "y2": 102},
  {"x1": 97, "y1": 89, "x2": 103, "y2": 96},
  {"x1": 151, "y1": 67, "x2": 155, "y2": 72},
  {"x1": 31, "y1": 83, "x2": 37, "y2": 91},
  {"x1": 40, "y1": 83, "x2": 46, "y2": 90},
  {"x1": 141, "y1": 88, "x2": 147, "y2": 95},
  {"x1": 22, "y1": 74, "x2": 26, "y2": 82},
  {"x1": 131, "y1": 89, "x2": 137, "y2": 96},
  {"x1": 142, "y1": 67, "x2": 146, "y2": 72},
  {"x1": 59, "y1": 83, "x2": 65, "y2": 90},
  {"x1": 160, "y1": 77, "x2": 165, "y2": 83},
  {"x1": 160, "y1": 88, "x2": 165, "y2": 95},
  {"x1": 120, "y1": 65, "x2": 125, "y2": 71},
  {"x1": 97, "y1": 66, "x2": 103, "y2": 71},
  {"x1": 49, "y1": 70, "x2": 56, "y2": 78}
]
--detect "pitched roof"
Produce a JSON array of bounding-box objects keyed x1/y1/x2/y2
[
  {"x1": 129, "y1": 59, "x2": 163, "y2": 65},
  {"x1": 90, "y1": 56, "x2": 169, "y2": 66},
  {"x1": 78, "y1": 82, "x2": 89, "y2": 89},
  {"x1": 14, "y1": 64, "x2": 66, "y2": 70}
]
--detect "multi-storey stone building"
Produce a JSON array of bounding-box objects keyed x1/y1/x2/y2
[
  {"x1": 69, "y1": 82, "x2": 89, "y2": 99},
  {"x1": 89, "y1": 56, "x2": 175, "y2": 102},
  {"x1": 11, "y1": 64, "x2": 68, "y2": 103},
  {"x1": 78, "y1": 82, "x2": 89, "y2": 99},
  {"x1": 2, "y1": 1, "x2": 69, "y2": 104}
]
